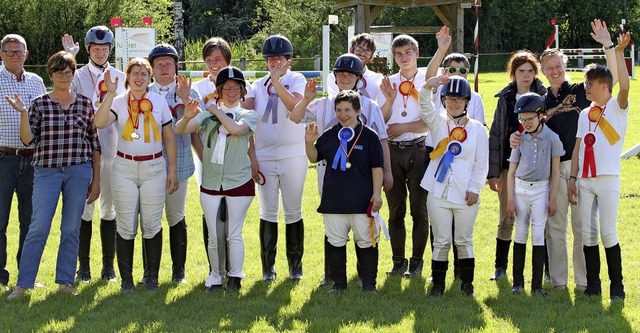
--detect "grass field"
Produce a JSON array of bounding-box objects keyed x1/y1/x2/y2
[{"x1": 1, "y1": 69, "x2": 640, "y2": 332}]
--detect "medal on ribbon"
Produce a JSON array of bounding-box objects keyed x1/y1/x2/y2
[
  {"x1": 588, "y1": 106, "x2": 620, "y2": 145},
  {"x1": 262, "y1": 83, "x2": 279, "y2": 124},
  {"x1": 431, "y1": 126, "x2": 468, "y2": 160},
  {"x1": 332, "y1": 127, "x2": 354, "y2": 171},
  {"x1": 582, "y1": 131, "x2": 597, "y2": 178},
  {"x1": 95, "y1": 80, "x2": 108, "y2": 108},
  {"x1": 399, "y1": 80, "x2": 418, "y2": 117},
  {"x1": 435, "y1": 141, "x2": 463, "y2": 183},
  {"x1": 123, "y1": 94, "x2": 160, "y2": 143}
]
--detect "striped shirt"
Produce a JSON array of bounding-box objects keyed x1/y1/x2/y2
[
  {"x1": 28, "y1": 93, "x2": 101, "y2": 168},
  {"x1": 0, "y1": 67, "x2": 46, "y2": 148}
]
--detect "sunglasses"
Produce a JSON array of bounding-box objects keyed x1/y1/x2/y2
[{"x1": 445, "y1": 67, "x2": 469, "y2": 75}]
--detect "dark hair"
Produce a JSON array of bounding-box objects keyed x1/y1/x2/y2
[
  {"x1": 391, "y1": 34, "x2": 419, "y2": 53},
  {"x1": 350, "y1": 33, "x2": 376, "y2": 54},
  {"x1": 334, "y1": 90, "x2": 361, "y2": 111},
  {"x1": 47, "y1": 51, "x2": 76, "y2": 77},
  {"x1": 506, "y1": 50, "x2": 539, "y2": 82},
  {"x1": 584, "y1": 63, "x2": 613, "y2": 93},
  {"x1": 124, "y1": 57, "x2": 152, "y2": 89},
  {"x1": 202, "y1": 37, "x2": 232, "y2": 65},
  {"x1": 443, "y1": 53, "x2": 470, "y2": 68},
  {"x1": 215, "y1": 80, "x2": 247, "y2": 103}
]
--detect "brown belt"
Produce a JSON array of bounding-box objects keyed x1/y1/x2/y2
[
  {"x1": 117, "y1": 151, "x2": 163, "y2": 161},
  {"x1": 0, "y1": 146, "x2": 34, "y2": 156}
]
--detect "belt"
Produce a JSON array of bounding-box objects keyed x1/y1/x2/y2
[
  {"x1": 117, "y1": 151, "x2": 163, "y2": 161},
  {"x1": 388, "y1": 136, "x2": 426, "y2": 148},
  {"x1": 0, "y1": 146, "x2": 34, "y2": 156}
]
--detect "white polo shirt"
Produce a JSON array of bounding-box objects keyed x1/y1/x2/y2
[
  {"x1": 72, "y1": 63, "x2": 126, "y2": 158},
  {"x1": 247, "y1": 71, "x2": 306, "y2": 161},
  {"x1": 419, "y1": 88, "x2": 489, "y2": 204},
  {"x1": 576, "y1": 97, "x2": 629, "y2": 177},
  {"x1": 111, "y1": 91, "x2": 173, "y2": 156}
]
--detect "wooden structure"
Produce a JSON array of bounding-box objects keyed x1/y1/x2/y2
[{"x1": 334, "y1": 0, "x2": 477, "y2": 52}]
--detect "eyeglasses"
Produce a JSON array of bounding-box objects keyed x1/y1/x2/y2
[
  {"x1": 445, "y1": 67, "x2": 468, "y2": 75},
  {"x1": 222, "y1": 85, "x2": 242, "y2": 91},
  {"x1": 444, "y1": 97, "x2": 466, "y2": 105},
  {"x1": 53, "y1": 71, "x2": 74, "y2": 78},
  {"x1": 518, "y1": 115, "x2": 538, "y2": 124},
  {"x1": 354, "y1": 46, "x2": 373, "y2": 57},
  {"x1": 583, "y1": 81, "x2": 596, "y2": 89},
  {"x1": 1, "y1": 50, "x2": 25, "y2": 58}
]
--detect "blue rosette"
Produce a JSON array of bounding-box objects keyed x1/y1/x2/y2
[
  {"x1": 435, "y1": 141, "x2": 463, "y2": 183},
  {"x1": 332, "y1": 127, "x2": 355, "y2": 171}
]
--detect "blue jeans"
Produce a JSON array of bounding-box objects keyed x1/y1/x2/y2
[
  {"x1": 0, "y1": 153, "x2": 33, "y2": 285},
  {"x1": 17, "y1": 162, "x2": 92, "y2": 288}
]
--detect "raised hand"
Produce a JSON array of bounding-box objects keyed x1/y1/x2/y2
[
  {"x1": 304, "y1": 78, "x2": 317, "y2": 101},
  {"x1": 183, "y1": 99, "x2": 200, "y2": 120},
  {"x1": 380, "y1": 76, "x2": 397, "y2": 101},
  {"x1": 425, "y1": 74, "x2": 449, "y2": 89},
  {"x1": 305, "y1": 122, "x2": 319, "y2": 144},
  {"x1": 4, "y1": 93, "x2": 26, "y2": 112},
  {"x1": 436, "y1": 26, "x2": 452, "y2": 50},
  {"x1": 590, "y1": 19, "x2": 613, "y2": 47},
  {"x1": 616, "y1": 31, "x2": 632, "y2": 51},
  {"x1": 61, "y1": 34, "x2": 80, "y2": 56},
  {"x1": 270, "y1": 59, "x2": 291, "y2": 80},
  {"x1": 103, "y1": 70, "x2": 119, "y2": 94},
  {"x1": 176, "y1": 74, "x2": 192, "y2": 102}
]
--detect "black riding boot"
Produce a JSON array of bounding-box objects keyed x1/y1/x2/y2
[
  {"x1": 459, "y1": 258, "x2": 475, "y2": 297},
  {"x1": 428, "y1": 260, "x2": 448, "y2": 297},
  {"x1": 286, "y1": 219, "x2": 304, "y2": 280},
  {"x1": 144, "y1": 229, "x2": 163, "y2": 292},
  {"x1": 386, "y1": 256, "x2": 408, "y2": 276},
  {"x1": 320, "y1": 236, "x2": 333, "y2": 286},
  {"x1": 260, "y1": 219, "x2": 278, "y2": 281},
  {"x1": 116, "y1": 233, "x2": 135, "y2": 293},
  {"x1": 170, "y1": 219, "x2": 187, "y2": 283},
  {"x1": 100, "y1": 219, "x2": 117, "y2": 281},
  {"x1": 216, "y1": 197, "x2": 229, "y2": 277},
  {"x1": 532, "y1": 245, "x2": 548, "y2": 296},
  {"x1": 512, "y1": 242, "x2": 526, "y2": 294},
  {"x1": 139, "y1": 236, "x2": 148, "y2": 285},
  {"x1": 491, "y1": 238, "x2": 511, "y2": 280},
  {"x1": 583, "y1": 245, "x2": 602, "y2": 296},
  {"x1": 76, "y1": 219, "x2": 92, "y2": 282},
  {"x1": 605, "y1": 244, "x2": 625, "y2": 301},
  {"x1": 357, "y1": 245, "x2": 379, "y2": 292},
  {"x1": 328, "y1": 243, "x2": 347, "y2": 292}
]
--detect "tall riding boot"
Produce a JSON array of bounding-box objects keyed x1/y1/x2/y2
[
  {"x1": 532, "y1": 245, "x2": 547, "y2": 296},
  {"x1": 259, "y1": 219, "x2": 278, "y2": 281},
  {"x1": 100, "y1": 219, "x2": 117, "y2": 281},
  {"x1": 320, "y1": 236, "x2": 332, "y2": 286},
  {"x1": 459, "y1": 258, "x2": 475, "y2": 297},
  {"x1": 583, "y1": 245, "x2": 602, "y2": 296},
  {"x1": 116, "y1": 233, "x2": 135, "y2": 293},
  {"x1": 138, "y1": 236, "x2": 148, "y2": 285},
  {"x1": 453, "y1": 244, "x2": 460, "y2": 280},
  {"x1": 170, "y1": 219, "x2": 188, "y2": 283},
  {"x1": 512, "y1": 242, "x2": 526, "y2": 293},
  {"x1": 328, "y1": 243, "x2": 347, "y2": 291},
  {"x1": 76, "y1": 220, "x2": 92, "y2": 282},
  {"x1": 144, "y1": 229, "x2": 163, "y2": 292},
  {"x1": 216, "y1": 197, "x2": 229, "y2": 278},
  {"x1": 428, "y1": 260, "x2": 448, "y2": 297},
  {"x1": 543, "y1": 241, "x2": 550, "y2": 283},
  {"x1": 357, "y1": 245, "x2": 379, "y2": 292},
  {"x1": 203, "y1": 214, "x2": 211, "y2": 273},
  {"x1": 605, "y1": 244, "x2": 625, "y2": 301},
  {"x1": 491, "y1": 238, "x2": 511, "y2": 280},
  {"x1": 286, "y1": 219, "x2": 304, "y2": 280}
]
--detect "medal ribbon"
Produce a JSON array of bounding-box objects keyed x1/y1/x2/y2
[
  {"x1": 435, "y1": 141, "x2": 463, "y2": 183},
  {"x1": 431, "y1": 119, "x2": 468, "y2": 160},
  {"x1": 262, "y1": 83, "x2": 279, "y2": 124},
  {"x1": 582, "y1": 133, "x2": 597, "y2": 178},
  {"x1": 588, "y1": 106, "x2": 620, "y2": 145},
  {"x1": 203, "y1": 92, "x2": 218, "y2": 106},
  {"x1": 366, "y1": 202, "x2": 378, "y2": 248},
  {"x1": 399, "y1": 73, "x2": 419, "y2": 113},
  {"x1": 331, "y1": 124, "x2": 364, "y2": 171},
  {"x1": 123, "y1": 93, "x2": 161, "y2": 143}
]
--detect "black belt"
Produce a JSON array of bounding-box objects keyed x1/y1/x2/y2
[
  {"x1": 388, "y1": 136, "x2": 426, "y2": 148},
  {"x1": 0, "y1": 146, "x2": 34, "y2": 156}
]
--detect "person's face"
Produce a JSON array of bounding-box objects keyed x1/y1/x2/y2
[
  {"x1": 583, "y1": 78, "x2": 606, "y2": 102},
  {"x1": 127, "y1": 65, "x2": 150, "y2": 92},
  {"x1": 443, "y1": 60, "x2": 469, "y2": 79},
  {"x1": 515, "y1": 62, "x2": 536, "y2": 91},
  {"x1": 442, "y1": 96, "x2": 468, "y2": 117},
  {"x1": 350, "y1": 43, "x2": 374, "y2": 65},
  {"x1": 266, "y1": 56, "x2": 287, "y2": 72},
  {"x1": 335, "y1": 71, "x2": 359, "y2": 91},
  {"x1": 50, "y1": 66, "x2": 74, "y2": 89},
  {"x1": 204, "y1": 49, "x2": 228, "y2": 80},
  {"x1": 393, "y1": 45, "x2": 418, "y2": 72},
  {"x1": 220, "y1": 80, "x2": 242, "y2": 107},
  {"x1": 335, "y1": 100, "x2": 360, "y2": 128},
  {"x1": 152, "y1": 56, "x2": 177, "y2": 85},
  {"x1": 0, "y1": 41, "x2": 28, "y2": 74},
  {"x1": 88, "y1": 44, "x2": 110, "y2": 65},
  {"x1": 542, "y1": 55, "x2": 566, "y2": 87},
  {"x1": 517, "y1": 111, "x2": 542, "y2": 132}
]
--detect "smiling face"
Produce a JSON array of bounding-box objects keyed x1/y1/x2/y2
[
  {"x1": 204, "y1": 48, "x2": 229, "y2": 81},
  {"x1": 542, "y1": 54, "x2": 566, "y2": 87},
  {"x1": 335, "y1": 100, "x2": 360, "y2": 128},
  {"x1": 442, "y1": 96, "x2": 468, "y2": 118},
  {"x1": 350, "y1": 43, "x2": 374, "y2": 66},
  {"x1": 50, "y1": 67, "x2": 74, "y2": 89},
  {"x1": 88, "y1": 44, "x2": 110, "y2": 66},
  {"x1": 393, "y1": 45, "x2": 418, "y2": 72},
  {"x1": 127, "y1": 65, "x2": 150, "y2": 94},
  {"x1": 335, "y1": 71, "x2": 359, "y2": 91},
  {"x1": 219, "y1": 80, "x2": 243, "y2": 107}
]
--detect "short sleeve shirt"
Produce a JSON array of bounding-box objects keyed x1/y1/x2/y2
[{"x1": 508, "y1": 125, "x2": 565, "y2": 181}]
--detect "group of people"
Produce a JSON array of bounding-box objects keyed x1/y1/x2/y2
[{"x1": 0, "y1": 17, "x2": 631, "y2": 302}]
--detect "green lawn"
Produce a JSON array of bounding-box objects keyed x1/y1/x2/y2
[{"x1": 1, "y1": 69, "x2": 640, "y2": 332}]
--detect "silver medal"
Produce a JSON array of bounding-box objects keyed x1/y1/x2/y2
[{"x1": 131, "y1": 132, "x2": 140, "y2": 140}]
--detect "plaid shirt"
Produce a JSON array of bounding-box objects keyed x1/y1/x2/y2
[
  {"x1": 0, "y1": 67, "x2": 46, "y2": 148},
  {"x1": 28, "y1": 93, "x2": 101, "y2": 168}
]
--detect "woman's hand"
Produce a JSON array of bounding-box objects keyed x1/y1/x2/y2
[
  {"x1": 103, "y1": 70, "x2": 119, "y2": 95},
  {"x1": 370, "y1": 194, "x2": 383, "y2": 213},
  {"x1": 465, "y1": 191, "x2": 479, "y2": 206},
  {"x1": 86, "y1": 180, "x2": 100, "y2": 205},
  {"x1": 305, "y1": 122, "x2": 319, "y2": 144},
  {"x1": 183, "y1": 99, "x2": 200, "y2": 120},
  {"x1": 4, "y1": 93, "x2": 26, "y2": 112},
  {"x1": 303, "y1": 78, "x2": 317, "y2": 102},
  {"x1": 166, "y1": 171, "x2": 179, "y2": 194}
]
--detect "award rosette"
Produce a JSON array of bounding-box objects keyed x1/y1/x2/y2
[
  {"x1": 430, "y1": 127, "x2": 467, "y2": 160},
  {"x1": 588, "y1": 106, "x2": 620, "y2": 145},
  {"x1": 435, "y1": 141, "x2": 463, "y2": 183},
  {"x1": 582, "y1": 131, "x2": 597, "y2": 178},
  {"x1": 399, "y1": 81, "x2": 419, "y2": 101},
  {"x1": 262, "y1": 83, "x2": 278, "y2": 124},
  {"x1": 332, "y1": 127, "x2": 355, "y2": 171},
  {"x1": 96, "y1": 80, "x2": 108, "y2": 107},
  {"x1": 357, "y1": 78, "x2": 369, "y2": 98},
  {"x1": 171, "y1": 103, "x2": 185, "y2": 118},
  {"x1": 123, "y1": 95, "x2": 158, "y2": 142}
]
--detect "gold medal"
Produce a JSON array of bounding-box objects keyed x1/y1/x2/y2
[
  {"x1": 346, "y1": 162, "x2": 352, "y2": 169},
  {"x1": 95, "y1": 101, "x2": 101, "y2": 107},
  {"x1": 131, "y1": 132, "x2": 140, "y2": 140}
]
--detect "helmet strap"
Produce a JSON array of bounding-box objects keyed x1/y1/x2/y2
[{"x1": 525, "y1": 118, "x2": 543, "y2": 134}]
